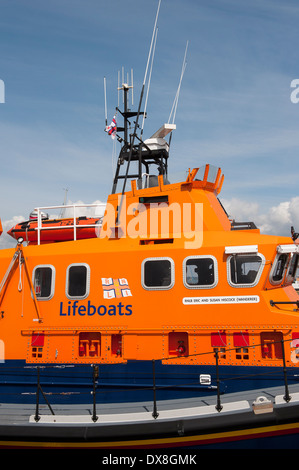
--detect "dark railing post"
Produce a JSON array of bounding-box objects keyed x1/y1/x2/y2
[
  {"x1": 215, "y1": 349, "x2": 223, "y2": 412},
  {"x1": 152, "y1": 360, "x2": 159, "y2": 419},
  {"x1": 281, "y1": 340, "x2": 291, "y2": 403},
  {"x1": 34, "y1": 366, "x2": 41, "y2": 422},
  {"x1": 34, "y1": 366, "x2": 55, "y2": 422},
  {"x1": 92, "y1": 365, "x2": 99, "y2": 422}
]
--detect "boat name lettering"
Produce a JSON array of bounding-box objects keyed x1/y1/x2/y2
[
  {"x1": 183, "y1": 295, "x2": 260, "y2": 305},
  {"x1": 59, "y1": 301, "x2": 132, "y2": 316}
]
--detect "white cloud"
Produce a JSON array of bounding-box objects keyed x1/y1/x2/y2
[
  {"x1": 222, "y1": 196, "x2": 299, "y2": 238},
  {"x1": 0, "y1": 216, "x2": 26, "y2": 249}
]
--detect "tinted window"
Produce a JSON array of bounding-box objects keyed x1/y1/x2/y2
[
  {"x1": 142, "y1": 258, "x2": 174, "y2": 289},
  {"x1": 271, "y1": 254, "x2": 288, "y2": 283},
  {"x1": 67, "y1": 264, "x2": 89, "y2": 298},
  {"x1": 184, "y1": 257, "x2": 216, "y2": 287},
  {"x1": 288, "y1": 253, "x2": 299, "y2": 280},
  {"x1": 33, "y1": 266, "x2": 54, "y2": 300},
  {"x1": 229, "y1": 255, "x2": 263, "y2": 286}
]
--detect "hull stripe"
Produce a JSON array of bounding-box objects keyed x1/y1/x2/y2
[{"x1": 0, "y1": 421, "x2": 299, "y2": 449}]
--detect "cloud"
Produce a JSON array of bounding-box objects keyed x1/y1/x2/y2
[
  {"x1": 0, "y1": 215, "x2": 26, "y2": 249},
  {"x1": 222, "y1": 196, "x2": 299, "y2": 237}
]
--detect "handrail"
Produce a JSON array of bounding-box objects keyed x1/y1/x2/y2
[
  {"x1": 35, "y1": 203, "x2": 106, "y2": 245},
  {"x1": 32, "y1": 337, "x2": 296, "y2": 421}
]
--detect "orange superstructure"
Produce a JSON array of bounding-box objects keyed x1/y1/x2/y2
[{"x1": 0, "y1": 162, "x2": 299, "y2": 371}]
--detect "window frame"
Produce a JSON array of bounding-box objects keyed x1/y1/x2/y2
[
  {"x1": 183, "y1": 255, "x2": 218, "y2": 289},
  {"x1": 141, "y1": 257, "x2": 175, "y2": 291},
  {"x1": 285, "y1": 253, "x2": 299, "y2": 285},
  {"x1": 227, "y1": 253, "x2": 265, "y2": 288},
  {"x1": 66, "y1": 263, "x2": 90, "y2": 300},
  {"x1": 269, "y1": 253, "x2": 290, "y2": 286},
  {"x1": 32, "y1": 264, "x2": 55, "y2": 301}
]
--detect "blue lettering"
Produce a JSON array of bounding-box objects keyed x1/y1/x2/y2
[
  {"x1": 108, "y1": 305, "x2": 116, "y2": 316},
  {"x1": 78, "y1": 305, "x2": 86, "y2": 315},
  {"x1": 87, "y1": 301, "x2": 96, "y2": 316},
  {"x1": 125, "y1": 305, "x2": 132, "y2": 315},
  {"x1": 118, "y1": 302, "x2": 124, "y2": 315},
  {"x1": 59, "y1": 301, "x2": 133, "y2": 317},
  {"x1": 97, "y1": 305, "x2": 107, "y2": 316},
  {"x1": 60, "y1": 302, "x2": 66, "y2": 316}
]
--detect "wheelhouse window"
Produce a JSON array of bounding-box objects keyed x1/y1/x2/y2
[
  {"x1": 142, "y1": 257, "x2": 174, "y2": 290},
  {"x1": 270, "y1": 254, "x2": 289, "y2": 285},
  {"x1": 66, "y1": 264, "x2": 90, "y2": 299},
  {"x1": 286, "y1": 253, "x2": 299, "y2": 284},
  {"x1": 183, "y1": 256, "x2": 217, "y2": 289},
  {"x1": 227, "y1": 254, "x2": 264, "y2": 287},
  {"x1": 33, "y1": 265, "x2": 55, "y2": 300}
]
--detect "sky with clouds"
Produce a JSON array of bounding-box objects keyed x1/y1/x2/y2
[{"x1": 0, "y1": 0, "x2": 299, "y2": 248}]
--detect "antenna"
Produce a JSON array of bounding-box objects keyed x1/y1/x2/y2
[
  {"x1": 59, "y1": 188, "x2": 69, "y2": 218},
  {"x1": 104, "y1": 77, "x2": 108, "y2": 126},
  {"x1": 168, "y1": 40, "x2": 188, "y2": 125},
  {"x1": 116, "y1": 0, "x2": 162, "y2": 224},
  {"x1": 131, "y1": 68, "x2": 134, "y2": 106},
  {"x1": 141, "y1": 26, "x2": 158, "y2": 135},
  {"x1": 143, "y1": 0, "x2": 161, "y2": 86}
]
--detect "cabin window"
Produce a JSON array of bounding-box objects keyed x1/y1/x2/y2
[
  {"x1": 227, "y1": 254, "x2": 264, "y2": 287},
  {"x1": 270, "y1": 253, "x2": 289, "y2": 285},
  {"x1": 142, "y1": 257, "x2": 174, "y2": 290},
  {"x1": 32, "y1": 265, "x2": 55, "y2": 300},
  {"x1": 183, "y1": 256, "x2": 217, "y2": 289},
  {"x1": 66, "y1": 264, "x2": 90, "y2": 299},
  {"x1": 285, "y1": 253, "x2": 299, "y2": 284}
]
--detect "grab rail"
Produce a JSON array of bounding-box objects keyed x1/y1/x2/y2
[
  {"x1": 35, "y1": 204, "x2": 106, "y2": 245},
  {"x1": 32, "y1": 337, "x2": 295, "y2": 422}
]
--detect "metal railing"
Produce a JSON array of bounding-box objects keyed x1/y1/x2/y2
[
  {"x1": 34, "y1": 204, "x2": 106, "y2": 245},
  {"x1": 32, "y1": 337, "x2": 295, "y2": 422}
]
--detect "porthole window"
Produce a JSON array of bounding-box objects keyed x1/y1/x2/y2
[
  {"x1": 183, "y1": 256, "x2": 218, "y2": 289},
  {"x1": 66, "y1": 264, "x2": 90, "y2": 299},
  {"x1": 227, "y1": 254, "x2": 265, "y2": 288},
  {"x1": 142, "y1": 257, "x2": 174, "y2": 290},
  {"x1": 32, "y1": 265, "x2": 55, "y2": 300}
]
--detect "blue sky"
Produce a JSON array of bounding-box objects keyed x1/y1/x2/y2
[{"x1": 1, "y1": 0, "x2": 299, "y2": 247}]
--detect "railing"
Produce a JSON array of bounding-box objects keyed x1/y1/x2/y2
[
  {"x1": 32, "y1": 337, "x2": 295, "y2": 422},
  {"x1": 35, "y1": 204, "x2": 106, "y2": 245}
]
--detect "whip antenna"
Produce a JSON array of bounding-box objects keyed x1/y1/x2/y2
[
  {"x1": 116, "y1": 0, "x2": 162, "y2": 224},
  {"x1": 104, "y1": 76, "x2": 108, "y2": 126},
  {"x1": 168, "y1": 40, "x2": 189, "y2": 125},
  {"x1": 141, "y1": 27, "x2": 158, "y2": 134}
]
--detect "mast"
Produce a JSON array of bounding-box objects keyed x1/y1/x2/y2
[{"x1": 105, "y1": 0, "x2": 176, "y2": 225}]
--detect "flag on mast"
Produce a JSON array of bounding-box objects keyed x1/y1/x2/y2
[{"x1": 105, "y1": 115, "x2": 117, "y2": 139}]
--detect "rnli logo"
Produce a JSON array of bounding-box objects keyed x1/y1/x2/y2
[{"x1": 101, "y1": 278, "x2": 132, "y2": 299}]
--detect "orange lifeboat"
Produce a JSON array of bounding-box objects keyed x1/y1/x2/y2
[{"x1": 7, "y1": 215, "x2": 102, "y2": 244}]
